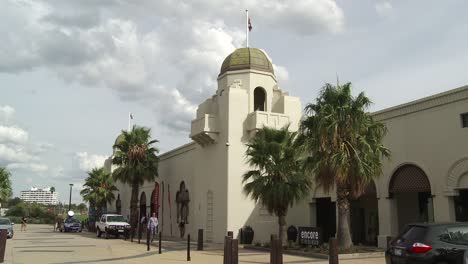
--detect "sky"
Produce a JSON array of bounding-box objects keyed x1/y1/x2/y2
[{"x1": 1, "y1": 0, "x2": 468, "y2": 204}]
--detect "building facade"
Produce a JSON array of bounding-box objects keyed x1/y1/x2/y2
[
  {"x1": 107, "y1": 47, "x2": 468, "y2": 248},
  {"x1": 20, "y1": 187, "x2": 58, "y2": 205}
]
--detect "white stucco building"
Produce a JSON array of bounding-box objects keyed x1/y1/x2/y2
[
  {"x1": 106, "y1": 47, "x2": 468, "y2": 248},
  {"x1": 20, "y1": 187, "x2": 58, "y2": 205}
]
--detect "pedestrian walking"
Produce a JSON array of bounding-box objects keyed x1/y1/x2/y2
[
  {"x1": 147, "y1": 212, "x2": 159, "y2": 242},
  {"x1": 21, "y1": 216, "x2": 27, "y2": 231}
]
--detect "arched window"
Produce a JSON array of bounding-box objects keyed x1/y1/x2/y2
[{"x1": 254, "y1": 87, "x2": 266, "y2": 111}]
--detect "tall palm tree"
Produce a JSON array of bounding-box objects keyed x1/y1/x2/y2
[
  {"x1": 0, "y1": 168, "x2": 13, "y2": 207},
  {"x1": 299, "y1": 83, "x2": 390, "y2": 248},
  {"x1": 50, "y1": 187, "x2": 56, "y2": 193},
  {"x1": 80, "y1": 168, "x2": 118, "y2": 218},
  {"x1": 243, "y1": 126, "x2": 312, "y2": 245},
  {"x1": 112, "y1": 125, "x2": 159, "y2": 230}
]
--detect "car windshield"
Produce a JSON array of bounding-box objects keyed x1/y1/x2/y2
[
  {"x1": 0, "y1": 219, "x2": 10, "y2": 225},
  {"x1": 65, "y1": 218, "x2": 79, "y2": 223},
  {"x1": 107, "y1": 216, "x2": 125, "y2": 222},
  {"x1": 439, "y1": 225, "x2": 468, "y2": 245}
]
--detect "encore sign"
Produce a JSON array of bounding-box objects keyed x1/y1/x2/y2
[{"x1": 298, "y1": 227, "x2": 322, "y2": 246}]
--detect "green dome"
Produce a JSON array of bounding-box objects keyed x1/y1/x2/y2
[{"x1": 219, "y1": 48, "x2": 274, "y2": 76}]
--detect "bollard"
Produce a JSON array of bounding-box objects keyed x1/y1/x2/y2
[
  {"x1": 187, "y1": 234, "x2": 191, "y2": 261},
  {"x1": 138, "y1": 224, "x2": 141, "y2": 244},
  {"x1": 224, "y1": 231, "x2": 234, "y2": 264},
  {"x1": 227, "y1": 231, "x2": 233, "y2": 238},
  {"x1": 270, "y1": 235, "x2": 277, "y2": 264},
  {"x1": 329, "y1": 237, "x2": 338, "y2": 264},
  {"x1": 231, "y1": 238, "x2": 239, "y2": 264},
  {"x1": 146, "y1": 228, "x2": 150, "y2": 251},
  {"x1": 197, "y1": 229, "x2": 204, "y2": 251},
  {"x1": 277, "y1": 238, "x2": 283, "y2": 264},
  {"x1": 159, "y1": 232, "x2": 162, "y2": 254},
  {"x1": 0, "y1": 229, "x2": 7, "y2": 263}
]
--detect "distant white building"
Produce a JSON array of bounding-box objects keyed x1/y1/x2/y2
[{"x1": 20, "y1": 187, "x2": 58, "y2": 205}]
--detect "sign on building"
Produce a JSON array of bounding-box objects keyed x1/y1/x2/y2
[{"x1": 298, "y1": 227, "x2": 322, "y2": 246}]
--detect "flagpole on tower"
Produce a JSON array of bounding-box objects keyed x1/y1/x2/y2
[{"x1": 246, "y1": 9, "x2": 249, "y2": 47}]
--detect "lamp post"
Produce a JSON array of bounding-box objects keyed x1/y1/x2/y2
[{"x1": 68, "y1": 184, "x2": 74, "y2": 211}]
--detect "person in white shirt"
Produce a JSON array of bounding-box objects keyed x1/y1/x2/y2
[{"x1": 147, "y1": 212, "x2": 159, "y2": 242}]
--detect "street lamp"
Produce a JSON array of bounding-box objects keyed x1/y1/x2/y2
[{"x1": 68, "y1": 184, "x2": 74, "y2": 211}]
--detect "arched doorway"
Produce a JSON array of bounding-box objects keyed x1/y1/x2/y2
[
  {"x1": 254, "y1": 87, "x2": 266, "y2": 111},
  {"x1": 389, "y1": 164, "x2": 433, "y2": 231},
  {"x1": 150, "y1": 190, "x2": 155, "y2": 216},
  {"x1": 350, "y1": 181, "x2": 379, "y2": 246},
  {"x1": 139, "y1": 192, "x2": 147, "y2": 220}
]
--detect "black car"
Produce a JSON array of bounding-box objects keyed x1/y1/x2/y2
[{"x1": 386, "y1": 222, "x2": 468, "y2": 264}]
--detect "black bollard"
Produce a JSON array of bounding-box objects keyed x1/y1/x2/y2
[
  {"x1": 159, "y1": 232, "x2": 162, "y2": 254},
  {"x1": 0, "y1": 229, "x2": 6, "y2": 263},
  {"x1": 270, "y1": 234, "x2": 277, "y2": 264},
  {"x1": 147, "y1": 228, "x2": 150, "y2": 251},
  {"x1": 329, "y1": 237, "x2": 338, "y2": 264},
  {"x1": 231, "y1": 238, "x2": 239, "y2": 264},
  {"x1": 187, "y1": 234, "x2": 191, "y2": 261},
  {"x1": 138, "y1": 224, "x2": 141, "y2": 244},
  {"x1": 197, "y1": 229, "x2": 204, "y2": 251}
]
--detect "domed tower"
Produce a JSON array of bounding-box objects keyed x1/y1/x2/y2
[{"x1": 189, "y1": 47, "x2": 301, "y2": 240}]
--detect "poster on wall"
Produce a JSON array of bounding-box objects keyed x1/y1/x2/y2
[
  {"x1": 154, "y1": 182, "x2": 160, "y2": 218},
  {"x1": 298, "y1": 227, "x2": 322, "y2": 246}
]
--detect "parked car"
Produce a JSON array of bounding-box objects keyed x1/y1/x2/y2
[
  {"x1": 0, "y1": 217, "x2": 14, "y2": 238},
  {"x1": 60, "y1": 217, "x2": 82, "y2": 233},
  {"x1": 386, "y1": 222, "x2": 468, "y2": 264},
  {"x1": 95, "y1": 214, "x2": 131, "y2": 239}
]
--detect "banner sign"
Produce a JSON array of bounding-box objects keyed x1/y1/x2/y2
[{"x1": 298, "y1": 227, "x2": 322, "y2": 246}]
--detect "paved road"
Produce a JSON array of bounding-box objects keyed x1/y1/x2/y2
[{"x1": 4, "y1": 225, "x2": 385, "y2": 264}]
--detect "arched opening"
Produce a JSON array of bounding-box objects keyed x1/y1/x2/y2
[
  {"x1": 254, "y1": 87, "x2": 266, "y2": 111},
  {"x1": 139, "y1": 192, "x2": 147, "y2": 221},
  {"x1": 150, "y1": 190, "x2": 155, "y2": 216},
  {"x1": 455, "y1": 172, "x2": 468, "y2": 221},
  {"x1": 350, "y1": 181, "x2": 379, "y2": 246},
  {"x1": 116, "y1": 194, "x2": 121, "y2": 214},
  {"x1": 389, "y1": 165, "x2": 433, "y2": 232}
]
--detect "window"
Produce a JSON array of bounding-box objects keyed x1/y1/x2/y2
[
  {"x1": 254, "y1": 87, "x2": 266, "y2": 111},
  {"x1": 439, "y1": 225, "x2": 468, "y2": 245},
  {"x1": 462, "y1": 113, "x2": 468, "y2": 128}
]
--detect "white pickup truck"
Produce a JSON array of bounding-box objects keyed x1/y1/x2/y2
[{"x1": 95, "y1": 214, "x2": 131, "y2": 239}]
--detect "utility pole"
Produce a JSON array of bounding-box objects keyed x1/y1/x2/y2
[{"x1": 68, "y1": 184, "x2": 74, "y2": 212}]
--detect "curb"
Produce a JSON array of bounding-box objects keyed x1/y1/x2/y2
[{"x1": 243, "y1": 245, "x2": 385, "y2": 260}]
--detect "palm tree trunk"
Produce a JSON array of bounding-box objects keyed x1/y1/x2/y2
[
  {"x1": 337, "y1": 186, "x2": 353, "y2": 249},
  {"x1": 278, "y1": 214, "x2": 287, "y2": 246},
  {"x1": 130, "y1": 183, "x2": 139, "y2": 230}
]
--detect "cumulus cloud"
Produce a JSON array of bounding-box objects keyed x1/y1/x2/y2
[
  {"x1": 0, "y1": 105, "x2": 15, "y2": 123},
  {"x1": 75, "y1": 152, "x2": 107, "y2": 171},
  {"x1": 7, "y1": 163, "x2": 49, "y2": 173},
  {"x1": 0, "y1": 0, "x2": 344, "y2": 133},
  {"x1": 375, "y1": 1, "x2": 393, "y2": 17},
  {"x1": 0, "y1": 126, "x2": 29, "y2": 144},
  {"x1": 0, "y1": 144, "x2": 34, "y2": 164}
]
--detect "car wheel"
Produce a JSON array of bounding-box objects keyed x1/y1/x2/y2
[{"x1": 96, "y1": 228, "x2": 101, "y2": 238}]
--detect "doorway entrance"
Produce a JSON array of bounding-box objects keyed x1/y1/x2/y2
[
  {"x1": 350, "y1": 182, "x2": 379, "y2": 246},
  {"x1": 139, "y1": 192, "x2": 147, "y2": 220},
  {"x1": 316, "y1": 198, "x2": 336, "y2": 241},
  {"x1": 455, "y1": 189, "x2": 468, "y2": 221},
  {"x1": 389, "y1": 165, "x2": 433, "y2": 232}
]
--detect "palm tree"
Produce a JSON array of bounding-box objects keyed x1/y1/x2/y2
[
  {"x1": 112, "y1": 125, "x2": 159, "y2": 230},
  {"x1": 0, "y1": 168, "x2": 13, "y2": 207},
  {"x1": 80, "y1": 168, "x2": 118, "y2": 218},
  {"x1": 299, "y1": 83, "x2": 390, "y2": 249},
  {"x1": 243, "y1": 126, "x2": 312, "y2": 245},
  {"x1": 50, "y1": 187, "x2": 55, "y2": 193}
]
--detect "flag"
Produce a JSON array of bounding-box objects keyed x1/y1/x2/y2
[
  {"x1": 129, "y1": 113, "x2": 133, "y2": 119},
  {"x1": 248, "y1": 18, "x2": 252, "y2": 31}
]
